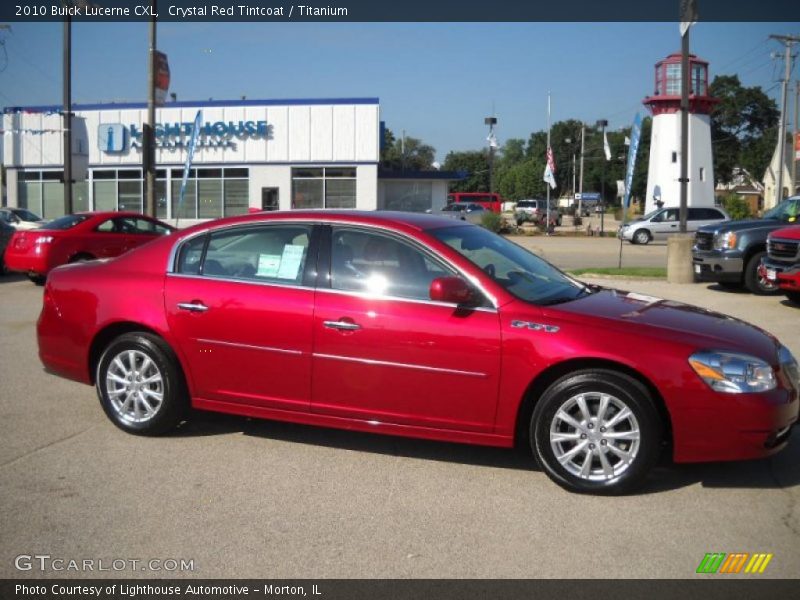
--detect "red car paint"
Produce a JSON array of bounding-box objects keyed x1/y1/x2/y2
[
  {"x1": 37, "y1": 211, "x2": 798, "y2": 465},
  {"x1": 760, "y1": 225, "x2": 800, "y2": 299},
  {"x1": 4, "y1": 211, "x2": 174, "y2": 278}
]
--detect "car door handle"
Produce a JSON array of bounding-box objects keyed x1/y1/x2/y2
[
  {"x1": 177, "y1": 302, "x2": 209, "y2": 313},
  {"x1": 323, "y1": 320, "x2": 361, "y2": 331}
]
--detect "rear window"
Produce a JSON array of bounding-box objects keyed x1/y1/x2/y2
[{"x1": 40, "y1": 215, "x2": 89, "y2": 230}]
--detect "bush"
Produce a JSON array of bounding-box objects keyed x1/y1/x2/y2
[
  {"x1": 480, "y1": 211, "x2": 504, "y2": 233},
  {"x1": 721, "y1": 194, "x2": 752, "y2": 220}
]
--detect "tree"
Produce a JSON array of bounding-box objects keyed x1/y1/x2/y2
[
  {"x1": 709, "y1": 75, "x2": 779, "y2": 183},
  {"x1": 442, "y1": 150, "x2": 490, "y2": 192},
  {"x1": 380, "y1": 127, "x2": 436, "y2": 171}
]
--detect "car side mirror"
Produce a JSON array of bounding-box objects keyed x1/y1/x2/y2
[{"x1": 429, "y1": 276, "x2": 475, "y2": 305}]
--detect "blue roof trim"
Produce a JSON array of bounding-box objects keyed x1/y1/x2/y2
[
  {"x1": 378, "y1": 169, "x2": 467, "y2": 181},
  {"x1": 3, "y1": 97, "x2": 380, "y2": 114}
]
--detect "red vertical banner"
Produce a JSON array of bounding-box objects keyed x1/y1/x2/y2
[
  {"x1": 154, "y1": 51, "x2": 170, "y2": 106},
  {"x1": 795, "y1": 132, "x2": 800, "y2": 160}
]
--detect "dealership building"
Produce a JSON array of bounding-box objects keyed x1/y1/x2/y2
[{"x1": 1, "y1": 97, "x2": 458, "y2": 224}]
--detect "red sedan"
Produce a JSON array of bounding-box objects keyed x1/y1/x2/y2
[
  {"x1": 4, "y1": 211, "x2": 174, "y2": 284},
  {"x1": 36, "y1": 211, "x2": 799, "y2": 494}
]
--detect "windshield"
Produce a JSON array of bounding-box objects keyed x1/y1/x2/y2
[
  {"x1": 763, "y1": 198, "x2": 799, "y2": 221},
  {"x1": 637, "y1": 208, "x2": 663, "y2": 221},
  {"x1": 13, "y1": 209, "x2": 42, "y2": 222},
  {"x1": 430, "y1": 225, "x2": 589, "y2": 305},
  {"x1": 40, "y1": 214, "x2": 89, "y2": 230}
]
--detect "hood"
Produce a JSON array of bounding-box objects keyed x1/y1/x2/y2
[
  {"x1": 551, "y1": 288, "x2": 779, "y2": 363},
  {"x1": 769, "y1": 225, "x2": 800, "y2": 241},
  {"x1": 697, "y1": 218, "x2": 784, "y2": 235}
]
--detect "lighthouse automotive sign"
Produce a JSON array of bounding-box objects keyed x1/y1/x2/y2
[{"x1": 97, "y1": 119, "x2": 270, "y2": 153}]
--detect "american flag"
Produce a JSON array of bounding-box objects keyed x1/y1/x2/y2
[{"x1": 543, "y1": 146, "x2": 557, "y2": 189}]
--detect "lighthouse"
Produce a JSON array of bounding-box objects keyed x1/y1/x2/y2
[{"x1": 643, "y1": 52, "x2": 718, "y2": 214}]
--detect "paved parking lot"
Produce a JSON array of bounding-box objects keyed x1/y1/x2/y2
[{"x1": 1, "y1": 265, "x2": 798, "y2": 579}]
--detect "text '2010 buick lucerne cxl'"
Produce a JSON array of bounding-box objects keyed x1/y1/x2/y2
[{"x1": 36, "y1": 211, "x2": 799, "y2": 494}]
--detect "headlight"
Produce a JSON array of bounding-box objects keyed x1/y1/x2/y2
[
  {"x1": 778, "y1": 345, "x2": 799, "y2": 388},
  {"x1": 713, "y1": 231, "x2": 737, "y2": 250},
  {"x1": 689, "y1": 350, "x2": 776, "y2": 394}
]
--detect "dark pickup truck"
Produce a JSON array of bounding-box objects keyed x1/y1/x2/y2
[{"x1": 692, "y1": 197, "x2": 800, "y2": 294}]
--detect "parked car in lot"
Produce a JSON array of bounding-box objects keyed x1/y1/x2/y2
[
  {"x1": 0, "y1": 219, "x2": 15, "y2": 274},
  {"x1": 619, "y1": 206, "x2": 729, "y2": 245},
  {"x1": 0, "y1": 207, "x2": 46, "y2": 230},
  {"x1": 438, "y1": 202, "x2": 487, "y2": 224},
  {"x1": 760, "y1": 225, "x2": 800, "y2": 306},
  {"x1": 693, "y1": 197, "x2": 800, "y2": 294},
  {"x1": 38, "y1": 211, "x2": 798, "y2": 494},
  {"x1": 515, "y1": 199, "x2": 562, "y2": 226},
  {"x1": 4, "y1": 211, "x2": 174, "y2": 284}
]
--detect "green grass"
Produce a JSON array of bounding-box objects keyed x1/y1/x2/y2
[{"x1": 568, "y1": 267, "x2": 667, "y2": 278}]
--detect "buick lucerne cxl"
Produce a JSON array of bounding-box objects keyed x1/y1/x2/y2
[{"x1": 37, "y1": 211, "x2": 799, "y2": 494}]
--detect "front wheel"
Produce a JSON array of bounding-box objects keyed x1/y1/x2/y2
[
  {"x1": 744, "y1": 251, "x2": 779, "y2": 295},
  {"x1": 531, "y1": 370, "x2": 663, "y2": 494},
  {"x1": 96, "y1": 332, "x2": 187, "y2": 435},
  {"x1": 632, "y1": 229, "x2": 651, "y2": 245}
]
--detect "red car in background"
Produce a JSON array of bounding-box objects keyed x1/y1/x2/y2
[
  {"x1": 4, "y1": 211, "x2": 174, "y2": 284},
  {"x1": 760, "y1": 225, "x2": 800, "y2": 305},
  {"x1": 37, "y1": 211, "x2": 798, "y2": 494},
  {"x1": 447, "y1": 192, "x2": 503, "y2": 213}
]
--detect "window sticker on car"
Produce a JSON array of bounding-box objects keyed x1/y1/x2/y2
[
  {"x1": 276, "y1": 244, "x2": 305, "y2": 280},
  {"x1": 257, "y1": 254, "x2": 282, "y2": 277}
]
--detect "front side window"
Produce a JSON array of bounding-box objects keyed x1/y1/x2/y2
[
  {"x1": 179, "y1": 225, "x2": 311, "y2": 284},
  {"x1": 331, "y1": 228, "x2": 453, "y2": 301},
  {"x1": 431, "y1": 225, "x2": 587, "y2": 306}
]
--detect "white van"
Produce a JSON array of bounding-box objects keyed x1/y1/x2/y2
[{"x1": 619, "y1": 206, "x2": 730, "y2": 245}]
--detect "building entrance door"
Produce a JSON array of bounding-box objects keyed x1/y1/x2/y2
[{"x1": 261, "y1": 187, "x2": 279, "y2": 211}]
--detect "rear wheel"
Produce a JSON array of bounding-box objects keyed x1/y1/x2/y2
[
  {"x1": 786, "y1": 291, "x2": 800, "y2": 305},
  {"x1": 633, "y1": 229, "x2": 651, "y2": 245},
  {"x1": 531, "y1": 370, "x2": 663, "y2": 495},
  {"x1": 744, "y1": 251, "x2": 779, "y2": 295},
  {"x1": 96, "y1": 332, "x2": 187, "y2": 435}
]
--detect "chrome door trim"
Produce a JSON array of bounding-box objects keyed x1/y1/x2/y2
[
  {"x1": 196, "y1": 338, "x2": 304, "y2": 356},
  {"x1": 313, "y1": 352, "x2": 488, "y2": 378},
  {"x1": 313, "y1": 285, "x2": 498, "y2": 313}
]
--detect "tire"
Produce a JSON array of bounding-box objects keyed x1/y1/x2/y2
[
  {"x1": 786, "y1": 291, "x2": 800, "y2": 306},
  {"x1": 96, "y1": 332, "x2": 187, "y2": 435},
  {"x1": 28, "y1": 274, "x2": 46, "y2": 286},
  {"x1": 531, "y1": 369, "x2": 663, "y2": 495},
  {"x1": 744, "y1": 251, "x2": 779, "y2": 295},
  {"x1": 633, "y1": 229, "x2": 651, "y2": 245}
]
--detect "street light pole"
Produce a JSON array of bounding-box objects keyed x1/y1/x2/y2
[
  {"x1": 596, "y1": 119, "x2": 608, "y2": 235},
  {"x1": 144, "y1": 0, "x2": 157, "y2": 217},
  {"x1": 578, "y1": 124, "x2": 585, "y2": 216},
  {"x1": 485, "y1": 116, "x2": 497, "y2": 193},
  {"x1": 62, "y1": 14, "x2": 73, "y2": 215}
]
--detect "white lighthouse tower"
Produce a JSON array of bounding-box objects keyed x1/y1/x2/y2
[{"x1": 643, "y1": 52, "x2": 718, "y2": 214}]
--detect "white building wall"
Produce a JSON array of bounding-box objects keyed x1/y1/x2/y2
[
  {"x1": 645, "y1": 111, "x2": 715, "y2": 214},
  {"x1": 356, "y1": 164, "x2": 378, "y2": 210}
]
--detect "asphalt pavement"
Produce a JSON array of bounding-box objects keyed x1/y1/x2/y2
[{"x1": 1, "y1": 245, "x2": 798, "y2": 579}]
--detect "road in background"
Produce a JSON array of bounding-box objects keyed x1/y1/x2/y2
[{"x1": 511, "y1": 234, "x2": 667, "y2": 270}]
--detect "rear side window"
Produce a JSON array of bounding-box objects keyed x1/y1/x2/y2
[
  {"x1": 40, "y1": 214, "x2": 89, "y2": 230},
  {"x1": 177, "y1": 225, "x2": 311, "y2": 285}
]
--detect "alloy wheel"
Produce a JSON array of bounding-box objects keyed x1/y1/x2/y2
[{"x1": 105, "y1": 349, "x2": 164, "y2": 423}]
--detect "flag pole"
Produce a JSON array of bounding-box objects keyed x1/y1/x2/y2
[{"x1": 546, "y1": 91, "x2": 551, "y2": 234}]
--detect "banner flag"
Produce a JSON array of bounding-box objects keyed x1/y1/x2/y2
[
  {"x1": 623, "y1": 113, "x2": 643, "y2": 208},
  {"x1": 543, "y1": 146, "x2": 557, "y2": 189},
  {"x1": 178, "y1": 110, "x2": 203, "y2": 222}
]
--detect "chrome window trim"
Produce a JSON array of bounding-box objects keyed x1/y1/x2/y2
[
  {"x1": 165, "y1": 217, "x2": 499, "y2": 309},
  {"x1": 166, "y1": 271, "x2": 316, "y2": 292},
  {"x1": 314, "y1": 285, "x2": 498, "y2": 313},
  {"x1": 313, "y1": 352, "x2": 488, "y2": 379},
  {"x1": 196, "y1": 338, "x2": 304, "y2": 356}
]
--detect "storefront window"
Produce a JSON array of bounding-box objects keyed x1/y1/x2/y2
[
  {"x1": 198, "y1": 179, "x2": 223, "y2": 219},
  {"x1": 73, "y1": 182, "x2": 90, "y2": 212},
  {"x1": 292, "y1": 167, "x2": 356, "y2": 209},
  {"x1": 118, "y1": 180, "x2": 143, "y2": 212},
  {"x1": 18, "y1": 179, "x2": 42, "y2": 216},
  {"x1": 42, "y1": 181, "x2": 65, "y2": 219},
  {"x1": 382, "y1": 181, "x2": 433, "y2": 212},
  {"x1": 94, "y1": 180, "x2": 116, "y2": 212},
  {"x1": 224, "y1": 179, "x2": 249, "y2": 216},
  {"x1": 172, "y1": 179, "x2": 197, "y2": 219}
]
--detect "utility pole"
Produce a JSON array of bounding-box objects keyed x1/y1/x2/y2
[
  {"x1": 794, "y1": 80, "x2": 799, "y2": 196},
  {"x1": 578, "y1": 124, "x2": 585, "y2": 216},
  {"x1": 678, "y1": 22, "x2": 690, "y2": 233},
  {"x1": 62, "y1": 14, "x2": 72, "y2": 215},
  {"x1": 144, "y1": 0, "x2": 157, "y2": 217},
  {"x1": 770, "y1": 34, "x2": 800, "y2": 206},
  {"x1": 597, "y1": 119, "x2": 608, "y2": 234}
]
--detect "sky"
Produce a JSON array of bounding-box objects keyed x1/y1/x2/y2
[{"x1": 1, "y1": 21, "x2": 798, "y2": 161}]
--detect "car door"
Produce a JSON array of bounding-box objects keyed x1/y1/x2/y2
[
  {"x1": 164, "y1": 223, "x2": 317, "y2": 411},
  {"x1": 310, "y1": 225, "x2": 502, "y2": 433},
  {"x1": 650, "y1": 208, "x2": 678, "y2": 239},
  {"x1": 85, "y1": 217, "x2": 130, "y2": 258}
]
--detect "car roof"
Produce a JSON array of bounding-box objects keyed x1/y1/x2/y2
[{"x1": 178, "y1": 210, "x2": 473, "y2": 236}]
